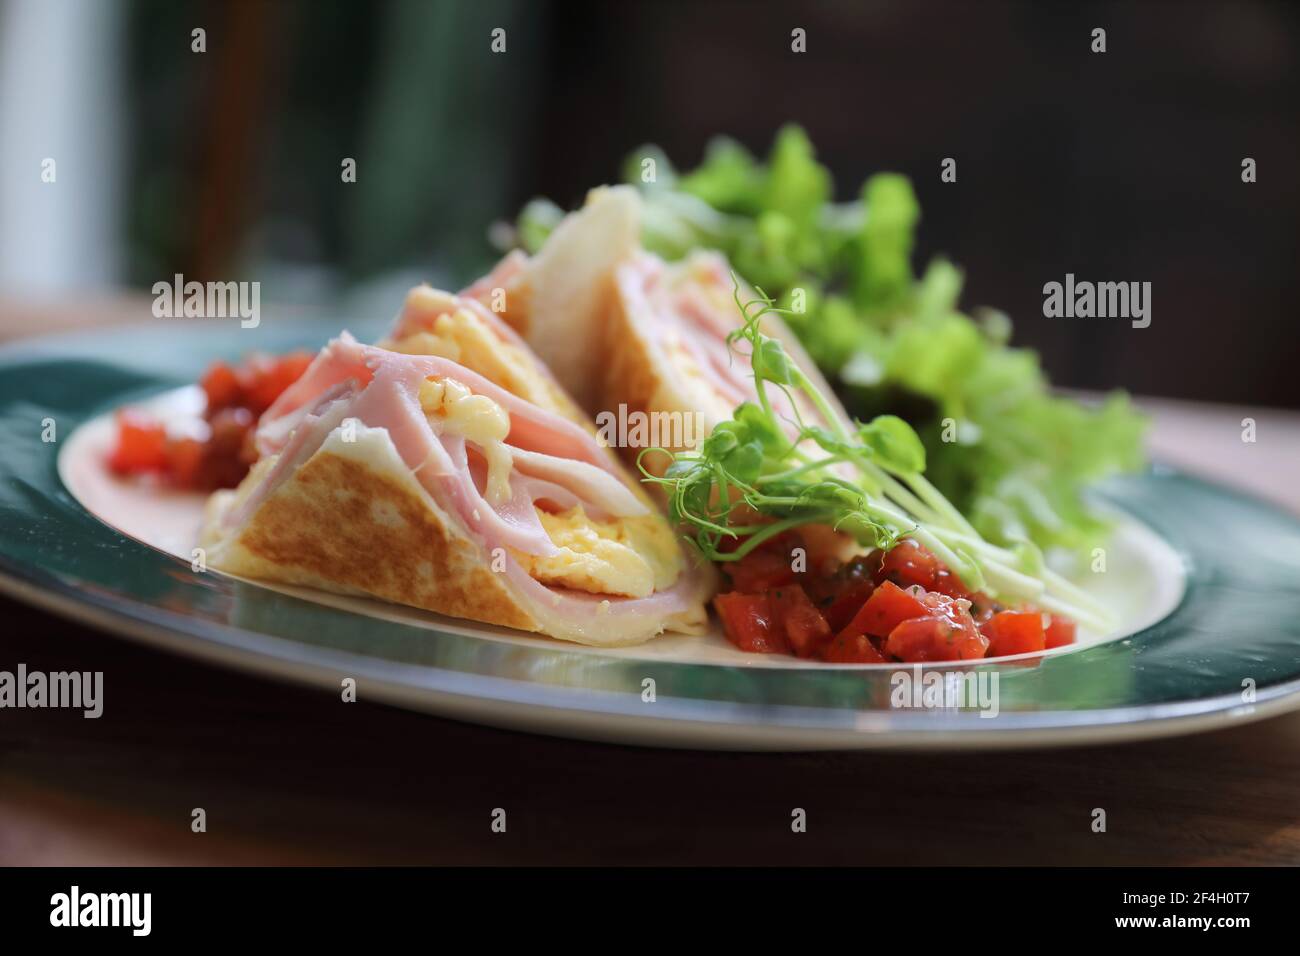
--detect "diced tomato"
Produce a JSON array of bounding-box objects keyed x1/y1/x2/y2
[
  {"x1": 243, "y1": 352, "x2": 313, "y2": 415},
  {"x1": 165, "y1": 437, "x2": 206, "y2": 488},
  {"x1": 804, "y1": 551, "x2": 874, "y2": 607},
  {"x1": 277, "y1": 351, "x2": 313, "y2": 381},
  {"x1": 770, "y1": 585, "x2": 830, "y2": 658},
  {"x1": 821, "y1": 632, "x2": 888, "y2": 664},
  {"x1": 725, "y1": 531, "x2": 805, "y2": 593},
  {"x1": 877, "y1": 537, "x2": 972, "y2": 600},
  {"x1": 202, "y1": 407, "x2": 257, "y2": 489},
  {"x1": 1044, "y1": 615, "x2": 1077, "y2": 649},
  {"x1": 821, "y1": 579, "x2": 876, "y2": 633},
  {"x1": 714, "y1": 592, "x2": 788, "y2": 654},
  {"x1": 107, "y1": 411, "x2": 169, "y2": 474},
  {"x1": 713, "y1": 536, "x2": 1073, "y2": 666},
  {"x1": 878, "y1": 538, "x2": 937, "y2": 586},
  {"x1": 928, "y1": 568, "x2": 973, "y2": 601},
  {"x1": 838, "y1": 580, "x2": 930, "y2": 640},
  {"x1": 207, "y1": 406, "x2": 254, "y2": 443},
  {"x1": 885, "y1": 617, "x2": 952, "y2": 662},
  {"x1": 112, "y1": 350, "x2": 311, "y2": 491},
  {"x1": 886, "y1": 615, "x2": 988, "y2": 662},
  {"x1": 967, "y1": 594, "x2": 1000, "y2": 627},
  {"x1": 200, "y1": 361, "x2": 242, "y2": 411},
  {"x1": 982, "y1": 610, "x2": 1047, "y2": 657},
  {"x1": 725, "y1": 549, "x2": 797, "y2": 593}
]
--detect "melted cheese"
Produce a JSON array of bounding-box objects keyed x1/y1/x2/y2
[
  {"x1": 513, "y1": 505, "x2": 683, "y2": 599},
  {"x1": 419, "y1": 377, "x2": 514, "y2": 506}
]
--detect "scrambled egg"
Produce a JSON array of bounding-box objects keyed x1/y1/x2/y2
[
  {"x1": 513, "y1": 506, "x2": 683, "y2": 599},
  {"x1": 419, "y1": 377, "x2": 514, "y2": 507},
  {"x1": 418, "y1": 376, "x2": 681, "y2": 599},
  {"x1": 391, "y1": 295, "x2": 559, "y2": 412}
]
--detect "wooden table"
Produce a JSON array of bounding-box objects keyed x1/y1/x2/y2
[{"x1": 2, "y1": 301, "x2": 1298, "y2": 865}]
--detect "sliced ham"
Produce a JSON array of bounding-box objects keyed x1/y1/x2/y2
[
  {"x1": 621, "y1": 250, "x2": 825, "y2": 439},
  {"x1": 258, "y1": 336, "x2": 616, "y2": 472}
]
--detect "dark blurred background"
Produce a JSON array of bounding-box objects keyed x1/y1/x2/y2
[{"x1": 1, "y1": 0, "x2": 1296, "y2": 405}]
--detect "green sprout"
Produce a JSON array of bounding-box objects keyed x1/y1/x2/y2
[{"x1": 639, "y1": 281, "x2": 1114, "y2": 633}]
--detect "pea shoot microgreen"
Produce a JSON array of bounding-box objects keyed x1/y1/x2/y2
[{"x1": 639, "y1": 280, "x2": 1112, "y2": 633}]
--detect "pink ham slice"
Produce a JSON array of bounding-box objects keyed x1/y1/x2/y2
[
  {"x1": 459, "y1": 250, "x2": 528, "y2": 307},
  {"x1": 619, "y1": 251, "x2": 847, "y2": 444}
]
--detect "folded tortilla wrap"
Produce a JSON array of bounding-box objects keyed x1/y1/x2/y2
[
  {"x1": 202, "y1": 334, "x2": 713, "y2": 646},
  {"x1": 472, "y1": 185, "x2": 852, "y2": 477}
]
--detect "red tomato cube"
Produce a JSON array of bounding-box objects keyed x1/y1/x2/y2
[
  {"x1": 821, "y1": 579, "x2": 876, "y2": 633},
  {"x1": 725, "y1": 531, "x2": 806, "y2": 593},
  {"x1": 200, "y1": 361, "x2": 242, "y2": 411},
  {"x1": 877, "y1": 538, "x2": 972, "y2": 600},
  {"x1": 770, "y1": 585, "x2": 830, "y2": 658},
  {"x1": 821, "y1": 633, "x2": 888, "y2": 664},
  {"x1": 107, "y1": 412, "x2": 169, "y2": 474},
  {"x1": 982, "y1": 610, "x2": 1047, "y2": 657},
  {"x1": 886, "y1": 615, "x2": 989, "y2": 662},
  {"x1": 714, "y1": 592, "x2": 788, "y2": 654},
  {"x1": 1044, "y1": 615, "x2": 1077, "y2": 649},
  {"x1": 838, "y1": 580, "x2": 930, "y2": 640},
  {"x1": 725, "y1": 548, "x2": 798, "y2": 593},
  {"x1": 165, "y1": 437, "x2": 206, "y2": 488}
]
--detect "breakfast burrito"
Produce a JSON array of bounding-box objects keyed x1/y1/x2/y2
[{"x1": 201, "y1": 324, "x2": 713, "y2": 646}]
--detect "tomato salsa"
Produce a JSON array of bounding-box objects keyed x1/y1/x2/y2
[
  {"x1": 107, "y1": 351, "x2": 312, "y2": 491},
  {"x1": 713, "y1": 533, "x2": 1076, "y2": 664}
]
